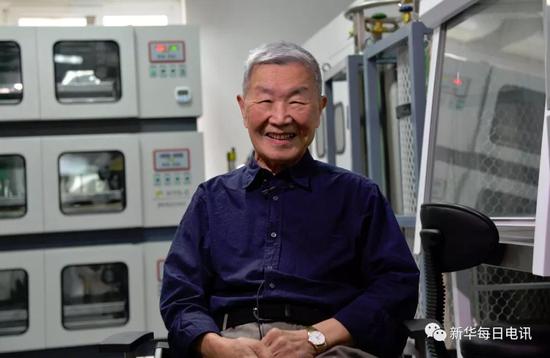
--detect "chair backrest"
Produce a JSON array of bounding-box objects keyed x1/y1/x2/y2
[
  {"x1": 419, "y1": 203, "x2": 503, "y2": 358},
  {"x1": 420, "y1": 202, "x2": 502, "y2": 273}
]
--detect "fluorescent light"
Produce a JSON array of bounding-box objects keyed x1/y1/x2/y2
[
  {"x1": 18, "y1": 17, "x2": 87, "y2": 27},
  {"x1": 102, "y1": 15, "x2": 168, "y2": 26},
  {"x1": 444, "y1": 53, "x2": 469, "y2": 62}
]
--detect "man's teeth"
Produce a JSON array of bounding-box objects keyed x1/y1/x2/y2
[{"x1": 267, "y1": 133, "x2": 295, "y2": 140}]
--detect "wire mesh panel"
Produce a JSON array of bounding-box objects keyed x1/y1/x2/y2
[
  {"x1": 476, "y1": 77, "x2": 543, "y2": 217},
  {"x1": 474, "y1": 265, "x2": 550, "y2": 324},
  {"x1": 396, "y1": 46, "x2": 417, "y2": 215}
]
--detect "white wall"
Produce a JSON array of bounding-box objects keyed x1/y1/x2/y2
[
  {"x1": 186, "y1": 0, "x2": 355, "y2": 179},
  {"x1": 0, "y1": 0, "x2": 183, "y2": 25}
]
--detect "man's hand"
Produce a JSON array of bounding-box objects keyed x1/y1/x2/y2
[
  {"x1": 198, "y1": 333, "x2": 272, "y2": 358},
  {"x1": 261, "y1": 328, "x2": 316, "y2": 358}
]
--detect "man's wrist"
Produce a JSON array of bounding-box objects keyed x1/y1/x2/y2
[{"x1": 196, "y1": 332, "x2": 225, "y2": 355}]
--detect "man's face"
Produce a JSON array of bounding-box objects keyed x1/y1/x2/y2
[{"x1": 237, "y1": 62, "x2": 327, "y2": 172}]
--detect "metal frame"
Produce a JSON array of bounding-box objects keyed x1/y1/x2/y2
[
  {"x1": 323, "y1": 55, "x2": 366, "y2": 176},
  {"x1": 363, "y1": 21, "x2": 431, "y2": 225}
]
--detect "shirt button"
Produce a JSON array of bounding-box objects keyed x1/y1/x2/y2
[
  {"x1": 269, "y1": 282, "x2": 276, "y2": 289},
  {"x1": 270, "y1": 232, "x2": 277, "y2": 238},
  {"x1": 272, "y1": 195, "x2": 279, "y2": 201}
]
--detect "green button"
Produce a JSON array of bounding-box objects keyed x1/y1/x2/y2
[{"x1": 154, "y1": 174, "x2": 161, "y2": 185}]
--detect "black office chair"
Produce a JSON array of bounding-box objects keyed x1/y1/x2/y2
[
  {"x1": 407, "y1": 202, "x2": 550, "y2": 358},
  {"x1": 99, "y1": 331, "x2": 169, "y2": 358}
]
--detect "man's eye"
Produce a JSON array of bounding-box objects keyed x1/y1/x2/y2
[
  {"x1": 257, "y1": 99, "x2": 272, "y2": 104},
  {"x1": 290, "y1": 101, "x2": 306, "y2": 105}
]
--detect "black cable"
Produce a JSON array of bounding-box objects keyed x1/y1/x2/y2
[{"x1": 253, "y1": 280, "x2": 265, "y2": 339}]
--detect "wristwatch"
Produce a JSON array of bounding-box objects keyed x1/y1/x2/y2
[{"x1": 306, "y1": 326, "x2": 328, "y2": 353}]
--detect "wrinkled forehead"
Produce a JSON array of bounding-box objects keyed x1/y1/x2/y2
[{"x1": 247, "y1": 63, "x2": 317, "y2": 94}]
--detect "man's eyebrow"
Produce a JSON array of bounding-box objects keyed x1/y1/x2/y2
[
  {"x1": 252, "y1": 86, "x2": 311, "y2": 96},
  {"x1": 253, "y1": 86, "x2": 275, "y2": 95},
  {"x1": 288, "y1": 87, "x2": 309, "y2": 96}
]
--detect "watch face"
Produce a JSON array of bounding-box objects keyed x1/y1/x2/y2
[{"x1": 308, "y1": 330, "x2": 326, "y2": 345}]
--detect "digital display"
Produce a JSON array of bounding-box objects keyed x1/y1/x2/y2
[
  {"x1": 149, "y1": 41, "x2": 185, "y2": 63},
  {"x1": 154, "y1": 149, "x2": 190, "y2": 171}
]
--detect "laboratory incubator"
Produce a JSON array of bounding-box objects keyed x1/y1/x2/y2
[{"x1": 0, "y1": 24, "x2": 204, "y2": 354}]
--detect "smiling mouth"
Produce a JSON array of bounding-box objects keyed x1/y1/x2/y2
[{"x1": 266, "y1": 133, "x2": 296, "y2": 140}]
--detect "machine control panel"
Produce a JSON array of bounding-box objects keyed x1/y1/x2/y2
[
  {"x1": 148, "y1": 41, "x2": 187, "y2": 79},
  {"x1": 136, "y1": 26, "x2": 201, "y2": 117},
  {"x1": 141, "y1": 132, "x2": 204, "y2": 227},
  {"x1": 152, "y1": 149, "x2": 192, "y2": 203},
  {"x1": 148, "y1": 41, "x2": 185, "y2": 63}
]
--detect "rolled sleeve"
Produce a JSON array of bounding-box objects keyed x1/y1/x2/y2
[
  {"x1": 335, "y1": 185, "x2": 419, "y2": 357},
  {"x1": 160, "y1": 185, "x2": 220, "y2": 356}
]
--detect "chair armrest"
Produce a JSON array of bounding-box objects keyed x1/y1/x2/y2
[{"x1": 99, "y1": 331, "x2": 154, "y2": 352}]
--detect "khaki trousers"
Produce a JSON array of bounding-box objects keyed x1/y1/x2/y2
[{"x1": 221, "y1": 322, "x2": 378, "y2": 357}]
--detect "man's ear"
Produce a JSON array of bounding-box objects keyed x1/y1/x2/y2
[
  {"x1": 237, "y1": 95, "x2": 248, "y2": 128},
  {"x1": 315, "y1": 96, "x2": 328, "y2": 129},
  {"x1": 320, "y1": 95, "x2": 328, "y2": 111}
]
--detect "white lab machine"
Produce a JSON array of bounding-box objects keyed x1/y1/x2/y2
[
  {"x1": 0, "y1": 27, "x2": 40, "y2": 121},
  {"x1": 142, "y1": 240, "x2": 171, "y2": 338},
  {"x1": 134, "y1": 25, "x2": 202, "y2": 118},
  {"x1": 36, "y1": 26, "x2": 138, "y2": 120},
  {"x1": 0, "y1": 250, "x2": 45, "y2": 353},
  {"x1": 0, "y1": 23, "x2": 204, "y2": 355},
  {"x1": 44, "y1": 244, "x2": 145, "y2": 348},
  {"x1": 2, "y1": 25, "x2": 202, "y2": 121},
  {"x1": 41, "y1": 134, "x2": 142, "y2": 232},
  {"x1": 0, "y1": 137, "x2": 44, "y2": 235},
  {"x1": 140, "y1": 131, "x2": 204, "y2": 228}
]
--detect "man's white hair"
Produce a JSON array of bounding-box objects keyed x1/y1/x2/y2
[{"x1": 242, "y1": 41, "x2": 323, "y2": 96}]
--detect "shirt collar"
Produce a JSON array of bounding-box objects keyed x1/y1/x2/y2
[{"x1": 242, "y1": 150, "x2": 315, "y2": 190}]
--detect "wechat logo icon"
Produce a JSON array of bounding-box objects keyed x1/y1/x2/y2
[{"x1": 425, "y1": 322, "x2": 447, "y2": 342}]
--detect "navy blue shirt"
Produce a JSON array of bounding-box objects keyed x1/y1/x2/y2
[{"x1": 160, "y1": 151, "x2": 419, "y2": 357}]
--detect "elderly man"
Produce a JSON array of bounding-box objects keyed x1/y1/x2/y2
[{"x1": 161, "y1": 42, "x2": 419, "y2": 358}]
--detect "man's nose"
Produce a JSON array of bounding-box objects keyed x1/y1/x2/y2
[{"x1": 269, "y1": 102, "x2": 292, "y2": 125}]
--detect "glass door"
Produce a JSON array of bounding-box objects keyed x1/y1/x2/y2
[
  {"x1": 0, "y1": 41, "x2": 23, "y2": 105},
  {"x1": 0, "y1": 155, "x2": 26, "y2": 219},
  {"x1": 0, "y1": 269, "x2": 28, "y2": 336},
  {"x1": 58, "y1": 151, "x2": 126, "y2": 215},
  {"x1": 428, "y1": 0, "x2": 544, "y2": 243},
  {"x1": 61, "y1": 262, "x2": 129, "y2": 330},
  {"x1": 53, "y1": 41, "x2": 121, "y2": 104}
]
